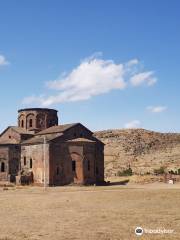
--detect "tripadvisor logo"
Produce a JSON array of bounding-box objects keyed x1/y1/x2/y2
[{"x1": 135, "y1": 227, "x2": 144, "y2": 236}]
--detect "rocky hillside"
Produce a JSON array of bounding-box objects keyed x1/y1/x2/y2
[{"x1": 94, "y1": 129, "x2": 180, "y2": 177}]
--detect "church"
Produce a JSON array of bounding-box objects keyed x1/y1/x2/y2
[{"x1": 0, "y1": 108, "x2": 104, "y2": 186}]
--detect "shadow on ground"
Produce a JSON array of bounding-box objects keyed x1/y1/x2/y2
[{"x1": 106, "y1": 179, "x2": 129, "y2": 186}]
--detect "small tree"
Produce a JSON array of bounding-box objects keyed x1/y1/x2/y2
[
  {"x1": 117, "y1": 168, "x2": 133, "y2": 176},
  {"x1": 154, "y1": 166, "x2": 165, "y2": 175},
  {"x1": 169, "y1": 170, "x2": 174, "y2": 174}
]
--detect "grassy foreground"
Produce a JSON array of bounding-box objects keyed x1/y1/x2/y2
[{"x1": 0, "y1": 183, "x2": 180, "y2": 240}]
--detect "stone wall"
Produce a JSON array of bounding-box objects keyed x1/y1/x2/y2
[
  {"x1": 49, "y1": 140, "x2": 101, "y2": 185},
  {"x1": 49, "y1": 142, "x2": 74, "y2": 185},
  {"x1": 0, "y1": 128, "x2": 21, "y2": 144},
  {"x1": 21, "y1": 143, "x2": 50, "y2": 185},
  {"x1": 18, "y1": 108, "x2": 58, "y2": 132},
  {"x1": 0, "y1": 145, "x2": 20, "y2": 182},
  {"x1": 62, "y1": 124, "x2": 93, "y2": 140},
  {"x1": 9, "y1": 145, "x2": 21, "y2": 182},
  {"x1": 0, "y1": 146, "x2": 9, "y2": 181}
]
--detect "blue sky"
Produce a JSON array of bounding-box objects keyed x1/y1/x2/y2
[{"x1": 0, "y1": 0, "x2": 180, "y2": 132}]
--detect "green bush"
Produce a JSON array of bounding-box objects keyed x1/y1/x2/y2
[
  {"x1": 153, "y1": 166, "x2": 165, "y2": 175},
  {"x1": 117, "y1": 168, "x2": 133, "y2": 176},
  {"x1": 169, "y1": 170, "x2": 174, "y2": 174},
  {"x1": 168, "y1": 169, "x2": 180, "y2": 175}
]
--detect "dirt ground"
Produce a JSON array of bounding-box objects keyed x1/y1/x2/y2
[{"x1": 0, "y1": 183, "x2": 180, "y2": 240}]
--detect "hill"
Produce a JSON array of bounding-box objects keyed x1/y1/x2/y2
[{"x1": 94, "y1": 129, "x2": 180, "y2": 177}]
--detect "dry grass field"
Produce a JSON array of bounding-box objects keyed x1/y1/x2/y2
[{"x1": 0, "y1": 183, "x2": 180, "y2": 240}]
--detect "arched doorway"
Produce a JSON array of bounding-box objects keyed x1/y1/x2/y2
[{"x1": 70, "y1": 152, "x2": 84, "y2": 184}]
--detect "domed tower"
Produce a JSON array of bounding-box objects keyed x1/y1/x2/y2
[{"x1": 18, "y1": 108, "x2": 58, "y2": 132}]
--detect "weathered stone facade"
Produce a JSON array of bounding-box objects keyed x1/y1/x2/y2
[
  {"x1": 18, "y1": 108, "x2": 58, "y2": 132},
  {"x1": 0, "y1": 108, "x2": 104, "y2": 186}
]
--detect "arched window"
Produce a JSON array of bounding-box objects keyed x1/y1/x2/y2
[
  {"x1": 87, "y1": 160, "x2": 90, "y2": 171},
  {"x1": 72, "y1": 160, "x2": 76, "y2": 171},
  {"x1": 29, "y1": 119, "x2": 33, "y2": 127},
  {"x1": 30, "y1": 158, "x2": 33, "y2": 168},
  {"x1": 24, "y1": 157, "x2": 26, "y2": 166},
  {"x1": 1, "y1": 162, "x2": 5, "y2": 172},
  {"x1": 56, "y1": 166, "x2": 60, "y2": 175},
  {"x1": 21, "y1": 120, "x2": 24, "y2": 128}
]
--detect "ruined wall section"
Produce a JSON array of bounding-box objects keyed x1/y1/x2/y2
[
  {"x1": 0, "y1": 146, "x2": 9, "y2": 181},
  {"x1": 21, "y1": 143, "x2": 50, "y2": 185}
]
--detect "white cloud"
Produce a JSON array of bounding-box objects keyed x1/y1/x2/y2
[
  {"x1": 147, "y1": 105, "x2": 167, "y2": 113},
  {"x1": 0, "y1": 55, "x2": 9, "y2": 66},
  {"x1": 130, "y1": 71, "x2": 157, "y2": 87},
  {"x1": 124, "y1": 120, "x2": 141, "y2": 129},
  {"x1": 126, "y1": 58, "x2": 139, "y2": 67},
  {"x1": 22, "y1": 54, "x2": 157, "y2": 106}
]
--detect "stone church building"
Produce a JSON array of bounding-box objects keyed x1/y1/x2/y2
[{"x1": 0, "y1": 108, "x2": 104, "y2": 186}]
